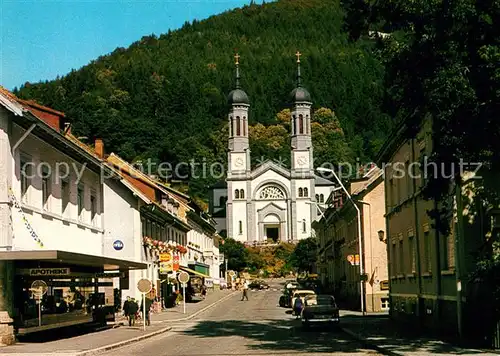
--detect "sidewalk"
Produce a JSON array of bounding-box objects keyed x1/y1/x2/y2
[
  {"x1": 340, "y1": 310, "x2": 498, "y2": 356},
  {"x1": 0, "y1": 289, "x2": 236, "y2": 355}
]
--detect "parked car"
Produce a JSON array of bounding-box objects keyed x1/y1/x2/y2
[
  {"x1": 248, "y1": 280, "x2": 269, "y2": 290},
  {"x1": 301, "y1": 294, "x2": 340, "y2": 329},
  {"x1": 291, "y1": 290, "x2": 316, "y2": 315}
]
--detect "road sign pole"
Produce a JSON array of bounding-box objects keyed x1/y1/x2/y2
[
  {"x1": 38, "y1": 297, "x2": 41, "y2": 327},
  {"x1": 143, "y1": 293, "x2": 146, "y2": 331},
  {"x1": 183, "y1": 283, "x2": 186, "y2": 314}
]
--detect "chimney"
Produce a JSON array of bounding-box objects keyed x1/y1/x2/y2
[{"x1": 95, "y1": 139, "x2": 104, "y2": 158}]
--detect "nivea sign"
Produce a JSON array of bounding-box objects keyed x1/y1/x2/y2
[{"x1": 113, "y1": 240, "x2": 124, "y2": 251}]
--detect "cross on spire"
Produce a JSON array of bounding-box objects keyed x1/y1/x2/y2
[
  {"x1": 295, "y1": 51, "x2": 302, "y2": 63},
  {"x1": 295, "y1": 51, "x2": 302, "y2": 87},
  {"x1": 234, "y1": 53, "x2": 240, "y2": 65},
  {"x1": 234, "y1": 53, "x2": 241, "y2": 89}
]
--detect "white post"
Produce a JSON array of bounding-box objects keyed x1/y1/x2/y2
[
  {"x1": 142, "y1": 293, "x2": 146, "y2": 331},
  {"x1": 182, "y1": 284, "x2": 186, "y2": 314},
  {"x1": 38, "y1": 298, "x2": 41, "y2": 327}
]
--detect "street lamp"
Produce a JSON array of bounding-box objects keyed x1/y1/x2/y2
[{"x1": 316, "y1": 167, "x2": 365, "y2": 315}]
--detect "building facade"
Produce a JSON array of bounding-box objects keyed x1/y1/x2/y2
[
  {"x1": 377, "y1": 116, "x2": 498, "y2": 345},
  {"x1": 209, "y1": 54, "x2": 335, "y2": 243},
  {"x1": 314, "y1": 167, "x2": 388, "y2": 312}
]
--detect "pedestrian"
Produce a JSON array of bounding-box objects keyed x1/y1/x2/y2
[
  {"x1": 122, "y1": 296, "x2": 130, "y2": 320},
  {"x1": 128, "y1": 298, "x2": 139, "y2": 326},
  {"x1": 201, "y1": 284, "x2": 207, "y2": 299},
  {"x1": 140, "y1": 297, "x2": 153, "y2": 326},
  {"x1": 241, "y1": 279, "x2": 249, "y2": 301}
]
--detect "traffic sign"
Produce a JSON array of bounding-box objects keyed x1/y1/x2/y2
[
  {"x1": 137, "y1": 278, "x2": 152, "y2": 293},
  {"x1": 30, "y1": 280, "x2": 47, "y2": 327},
  {"x1": 113, "y1": 240, "x2": 124, "y2": 250},
  {"x1": 228, "y1": 270, "x2": 236, "y2": 277},
  {"x1": 178, "y1": 271, "x2": 190, "y2": 284},
  {"x1": 160, "y1": 253, "x2": 172, "y2": 262},
  {"x1": 30, "y1": 280, "x2": 48, "y2": 298}
]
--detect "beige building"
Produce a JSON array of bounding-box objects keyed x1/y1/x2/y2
[
  {"x1": 314, "y1": 167, "x2": 388, "y2": 312},
  {"x1": 377, "y1": 116, "x2": 499, "y2": 346}
]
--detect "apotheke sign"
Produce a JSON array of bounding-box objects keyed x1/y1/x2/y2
[{"x1": 29, "y1": 268, "x2": 70, "y2": 276}]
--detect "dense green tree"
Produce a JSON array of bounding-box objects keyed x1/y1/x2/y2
[
  {"x1": 289, "y1": 237, "x2": 318, "y2": 273},
  {"x1": 219, "y1": 238, "x2": 248, "y2": 272}
]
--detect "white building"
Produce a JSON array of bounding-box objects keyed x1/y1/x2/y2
[
  {"x1": 0, "y1": 88, "x2": 145, "y2": 341},
  {"x1": 209, "y1": 55, "x2": 336, "y2": 243}
]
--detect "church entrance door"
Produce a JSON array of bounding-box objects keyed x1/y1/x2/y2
[{"x1": 265, "y1": 225, "x2": 280, "y2": 242}]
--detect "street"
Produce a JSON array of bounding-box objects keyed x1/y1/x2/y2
[{"x1": 102, "y1": 280, "x2": 382, "y2": 356}]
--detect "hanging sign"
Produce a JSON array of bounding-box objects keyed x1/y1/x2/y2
[
  {"x1": 9, "y1": 187, "x2": 44, "y2": 248},
  {"x1": 160, "y1": 253, "x2": 172, "y2": 262},
  {"x1": 30, "y1": 268, "x2": 70, "y2": 276},
  {"x1": 159, "y1": 261, "x2": 173, "y2": 274}
]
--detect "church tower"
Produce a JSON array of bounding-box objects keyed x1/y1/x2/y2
[
  {"x1": 289, "y1": 51, "x2": 315, "y2": 241},
  {"x1": 290, "y1": 51, "x2": 313, "y2": 175},
  {"x1": 227, "y1": 53, "x2": 250, "y2": 176},
  {"x1": 227, "y1": 54, "x2": 250, "y2": 241}
]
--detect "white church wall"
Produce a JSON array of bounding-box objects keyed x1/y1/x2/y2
[
  {"x1": 295, "y1": 199, "x2": 313, "y2": 239},
  {"x1": 231, "y1": 200, "x2": 247, "y2": 242}
]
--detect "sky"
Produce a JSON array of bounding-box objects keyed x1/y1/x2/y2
[{"x1": 1, "y1": 0, "x2": 263, "y2": 90}]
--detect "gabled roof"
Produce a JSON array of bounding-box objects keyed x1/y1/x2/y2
[
  {"x1": 251, "y1": 159, "x2": 291, "y2": 180},
  {"x1": 352, "y1": 167, "x2": 384, "y2": 196},
  {"x1": 314, "y1": 174, "x2": 335, "y2": 186},
  {"x1": 106, "y1": 153, "x2": 193, "y2": 213}
]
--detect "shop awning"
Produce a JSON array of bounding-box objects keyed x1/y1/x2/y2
[
  {"x1": 179, "y1": 266, "x2": 209, "y2": 278},
  {"x1": 0, "y1": 250, "x2": 147, "y2": 270}
]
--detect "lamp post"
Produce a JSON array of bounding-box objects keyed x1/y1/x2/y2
[{"x1": 316, "y1": 167, "x2": 365, "y2": 315}]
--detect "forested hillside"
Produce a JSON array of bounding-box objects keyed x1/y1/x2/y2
[{"x1": 14, "y1": 0, "x2": 391, "y2": 199}]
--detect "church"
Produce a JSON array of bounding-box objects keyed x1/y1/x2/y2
[{"x1": 209, "y1": 53, "x2": 336, "y2": 243}]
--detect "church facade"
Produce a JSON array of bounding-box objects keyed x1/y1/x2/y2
[{"x1": 209, "y1": 53, "x2": 336, "y2": 243}]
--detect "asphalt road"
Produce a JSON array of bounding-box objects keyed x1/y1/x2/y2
[{"x1": 102, "y1": 280, "x2": 382, "y2": 356}]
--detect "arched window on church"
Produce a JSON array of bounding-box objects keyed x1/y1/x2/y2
[
  {"x1": 302, "y1": 219, "x2": 307, "y2": 233},
  {"x1": 299, "y1": 114, "x2": 304, "y2": 134},
  {"x1": 292, "y1": 115, "x2": 296, "y2": 135},
  {"x1": 304, "y1": 187, "x2": 308, "y2": 197},
  {"x1": 315, "y1": 194, "x2": 319, "y2": 202},
  {"x1": 236, "y1": 116, "x2": 241, "y2": 136},
  {"x1": 235, "y1": 189, "x2": 240, "y2": 199},
  {"x1": 298, "y1": 188, "x2": 303, "y2": 197},
  {"x1": 306, "y1": 115, "x2": 310, "y2": 134},
  {"x1": 240, "y1": 189, "x2": 245, "y2": 199},
  {"x1": 229, "y1": 116, "x2": 233, "y2": 136},
  {"x1": 239, "y1": 221, "x2": 243, "y2": 234},
  {"x1": 320, "y1": 194, "x2": 324, "y2": 203},
  {"x1": 243, "y1": 117, "x2": 247, "y2": 136}
]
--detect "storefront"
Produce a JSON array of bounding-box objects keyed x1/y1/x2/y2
[{"x1": 0, "y1": 250, "x2": 146, "y2": 335}]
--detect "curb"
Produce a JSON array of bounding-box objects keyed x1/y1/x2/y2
[
  {"x1": 341, "y1": 326, "x2": 401, "y2": 356},
  {"x1": 158, "y1": 290, "x2": 238, "y2": 323},
  {"x1": 74, "y1": 326, "x2": 172, "y2": 356}
]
